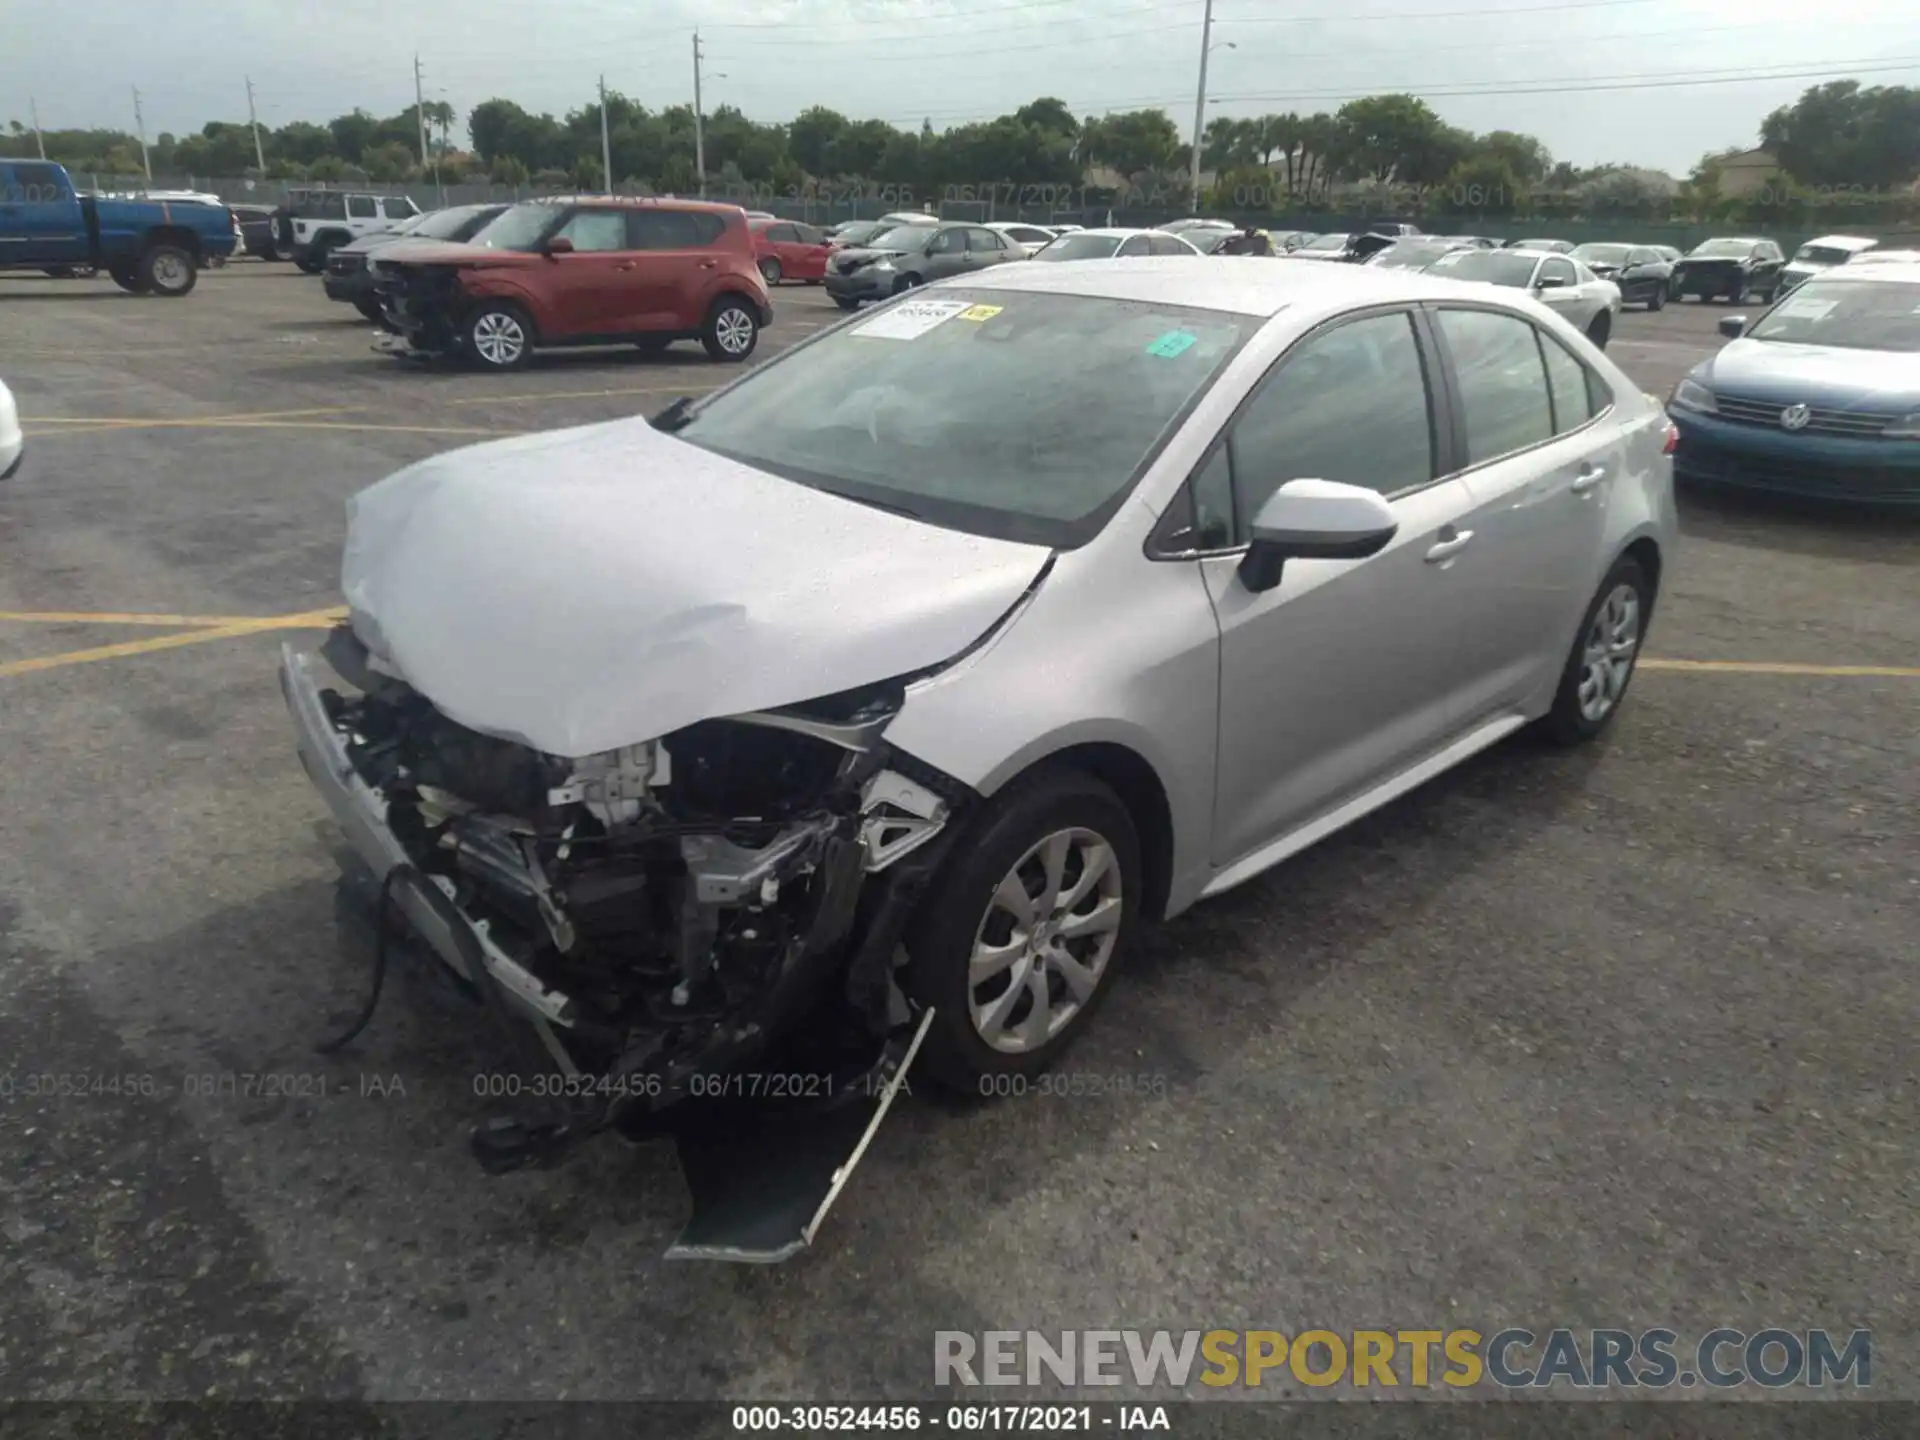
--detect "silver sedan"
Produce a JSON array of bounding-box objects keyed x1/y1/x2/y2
[
  {"x1": 284, "y1": 258, "x2": 1676, "y2": 1138},
  {"x1": 1431, "y1": 246, "x2": 1623, "y2": 348}
]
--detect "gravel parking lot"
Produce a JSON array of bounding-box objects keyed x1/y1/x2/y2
[{"x1": 1, "y1": 264, "x2": 1915, "y2": 1413}]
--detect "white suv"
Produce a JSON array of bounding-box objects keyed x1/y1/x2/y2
[{"x1": 287, "y1": 191, "x2": 421, "y2": 273}]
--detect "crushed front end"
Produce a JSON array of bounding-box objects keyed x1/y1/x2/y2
[
  {"x1": 371, "y1": 261, "x2": 466, "y2": 355},
  {"x1": 281, "y1": 623, "x2": 965, "y2": 1201}
]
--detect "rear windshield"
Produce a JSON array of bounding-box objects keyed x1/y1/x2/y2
[
  {"x1": 674, "y1": 291, "x2": 1257, "y2": 548},
  {"x1": 1033, "y1": 234, "x2": 1123, "y2": 261},
  {"x1": 1298, "y1": 234, "x2": 1348, "y2": 251},
  {"x1": 1573, "y1": 244, "x2": 1630, "y2": 267},
  {"x1": 1794, "y1": 244, "x2": 1861, "y2": 266},
  {"x1": 1689, "y1": 238, "x2": 1757, "y2": 259},
  {"x1": 1370, "y1": 242, "x2": 1458, "y2": 269}
]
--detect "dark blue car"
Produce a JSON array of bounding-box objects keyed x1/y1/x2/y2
[{"x1": 1667, "y1": 263, "x2": 1920, "y2": 506}]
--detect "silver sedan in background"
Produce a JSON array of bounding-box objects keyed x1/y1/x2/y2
[
  {"x1": 284, "y1": 259, "x2": 1675, "y2": 1152},
  {"x1": 1431, "y1": 246, "x2": 1623, "y2": 348}
]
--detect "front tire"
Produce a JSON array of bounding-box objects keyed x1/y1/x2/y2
[
  {"x1": 463, "y1": 302, "x2": 535, "y2": 372},
  {"x1": 108, "y1": 264, "x2": 150, "y2": 294},
  {"x1": 353, "y1": 296, "x2": 384, "y2": 324},
  {"x1": 140, "y1": 245, "x2": 197, "y2": 297},
  {"x1": 832, "y1": 296, "x2": 859, "y2": 311},
  {"x1": 701, "y1": 295, "x2": 760, "y2": 362},
  {"x1": 891, "y1": 273, "x2": 923, "y2": 295},
  {"x1": 1542, "y1": 556, "x2": 1651, "y2": 746},
  {"x1": 905, "y1": 768, "x2": 1141, "y2": 1090},
  {"x1": 1645, "y1": 284, "x2": 1664, "y2": 312}
]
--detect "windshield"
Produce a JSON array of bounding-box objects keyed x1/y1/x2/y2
[
  {"x1": 1748, "y1": 278, "x2": 1920, "y2": 352},
  {"x1": 1299, "y1": 234, "x2": 1347, "y2": 252},
  {"x1": 410, "y1": 205, "x2": 495, "y2": 241},
  {"x1": 1431, "y1": 250, "x2": 1537, "y2": 286},
  {"x1": 1034, "y1": 233, "x2": 1123, "y2": 261},
  {"x1": 867, "y1": 224, "x2": 936, "y2": 251},
  {"x1": 1188, "y1": 231, "x2": 1233, "y2": 254},
  {"x1": 1573, "y1": 244, "x2": 1631, "y2": 267},
  {"x1": 1794, "y1": 244, "x2": 1860, "y2": 266},
  {"x1": 673, "y1": 291, "x2": 1255, "y2": 547},
  {"x1": 1690, "y1": 239, "x2": 1756, "y2": 259},
  {"x1": 467, "y1": 202, "x2": 560, "y2": 251},
  {"x1": 834, "y1": 221, "x2": 887, "y2": 244}
]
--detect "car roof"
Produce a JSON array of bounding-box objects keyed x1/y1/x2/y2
[
  {"x1": 1850, "y1": 249, "x2": 1920, "y2": 264},
  {"x1": 1801, "y1": 234, "x2": 1878, "y2": 249},
  {"x1": 932, "y1": 253, "x2": 1545, "y2": 318},
  {"x1": 1794, "y1": 259, "x2": 1920, "y2": 281},
  {"x1": 525, "y1": 195, "x2": 748, "y2": 216},
  {"x1": 1061, "y1": 227, "x2": 1165, "y2": 240}
]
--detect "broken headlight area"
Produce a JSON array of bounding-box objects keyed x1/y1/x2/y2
[
  {"x1": 373, "y1": 264, "x2": 465, "y2": 350},
  {"x1": 310, "y1": 625, "x2": 966, "y2": 1155}
]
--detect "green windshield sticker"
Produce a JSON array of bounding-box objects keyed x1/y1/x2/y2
[{"x1": 1145, "y1": 330, "x2": 1198, "y2": 358}]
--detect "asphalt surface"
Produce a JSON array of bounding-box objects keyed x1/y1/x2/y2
[{"x1": 1, "y1": 264, "x2": 1916, "y2": 1415}]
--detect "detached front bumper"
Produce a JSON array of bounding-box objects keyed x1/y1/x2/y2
[{"x1": 278, "y1": 643, "x2": 576, "y2": 1027}]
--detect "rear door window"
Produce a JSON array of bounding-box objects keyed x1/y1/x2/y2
[
  {"x1": 1435, "y1": 308, "x2": 1556, "y2": 464},
  {"x1": 765, "y1": 223, "x2": 799, "y2": 244},
  {"x1": 965, "y1": 227, "x2": 1006, "y2": 253},
  {"x1": 347, "y1": 195, "x2": 377, "y2": 219},
  {"x1": 628, "y1": 209, "x2": 727, "y2": 249}
]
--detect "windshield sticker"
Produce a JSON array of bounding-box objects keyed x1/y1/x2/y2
[
  {"x1": 852, "y1": 298, "x2": 971, "y2": 340},
  {"x1": 957, "y1": 304, "x2": 1003, "y2": 322},
  {"x1": 1776, "y1": 296, "x2": 1837, "y2": 320},
  {"x1": 1145, "y1": 330, "x2": 1198, "y2": 359}
]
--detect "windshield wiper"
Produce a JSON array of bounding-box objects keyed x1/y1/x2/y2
[{"x1": 651, "y1": 396, "x2": 696, "y2": 433}]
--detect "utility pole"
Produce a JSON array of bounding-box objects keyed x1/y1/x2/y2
[
  {"x1": 692, "y1": 30, "x2": 706, "y2": 199},
  {"x1": 131, "y1": 87, "x2": 153, "y2": 183},
  {"x1": 599, "y1": 74, "x2": 613, "y2": 194},
  {"x1": 413, "y1": 55, "x2": 442, "y2": 204},
  {"x1": 245, "y1": 76, "x2": 266, "y2": 173},
  {"x1": 1187, "y1": 0, "x2": 1214, "y2": 216},
  {"x1": 29, "y1": 97, "x2": 47, "y2": 160}
]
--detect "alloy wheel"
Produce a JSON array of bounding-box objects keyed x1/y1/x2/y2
[
  {"x1": 968, "y1": 828, "x2": 1123, "y2": 1054},
  {"x1": 472, "y1": 311, "x2": 527, "y2": 367},
  {"x1": 1577, "y1": 583, "x2": 1641, "y2": 723},
  {"x1": 714, "y1": 306, "x2": 755, "y2": 356}
]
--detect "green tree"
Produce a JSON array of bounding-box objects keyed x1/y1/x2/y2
[
  {"x1": 1333, "y1": 94, "x2": 1450, "y2": 184},
  {"x1": 328, "y1": 110, "x2": 379, "y2": 163},
  {"x1": 1090, "y1": 109, "x2": 1182, "y2": 179},
  {"x1": 361, "y1": 141, "x2": 416, "y2": 182},
  {"x1": 1474, "y1": 130, "x2": 1552, "y2": 185},
  {"x1": 1434, "y1": 154, "x2": 1525, "y2": 215},
  {"x1": 1761, "y1": 81, "x2": 1920, "y2": 188},
  {"x1": 787, "y1": 105, "x2": 849, "y2": 176}
]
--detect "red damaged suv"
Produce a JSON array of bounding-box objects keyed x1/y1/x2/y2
[{"x1": 372, "y1": 196, "x2": 774, "y2": 372}]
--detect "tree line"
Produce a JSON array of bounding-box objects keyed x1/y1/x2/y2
[{"x1": 4, "y1": 80, "x2": 1914, "y2": 223}]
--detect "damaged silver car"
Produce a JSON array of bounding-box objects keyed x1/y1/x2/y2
[{"x1": 283, "y1": 262, "x2": 1675, "y2": 1258}]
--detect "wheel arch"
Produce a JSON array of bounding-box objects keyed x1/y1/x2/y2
[
  {"x1": 143, "y1": 225, "x2": 202, "y2": 258},
  {"x1": 964, "y1": 734, "x2": 1178, "y2": 923},
  {"x1": 1621, "y1": 533, "x2": 1663, "y2": 622}
]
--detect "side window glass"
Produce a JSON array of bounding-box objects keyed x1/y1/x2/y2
[
  {"x1": 1191, "y1": 444, "x2": 1236, "y2": 548},
  {"x1": 1228, "y1": 311, "x2": 1434, "y2": 518},
  {"x1": 555, "y1": 209, "x2": 628, "y2": 251},
  {"x1": 1436, "y1": 309, "x2": 1555, "y2": 464},
  {"x1": 766, "y1": 224, "x2": 795, "y2": 244},
  {"x1": 966, "y1": 228, "x2": 1004, "y2": 252},
  {"x1": 1539, "y1": 331, "x2": 1598, "y2": 435},
  {"x1": 381, "y1": 197, "x2": 412, "y2": 219},
  {"x1": 1542, "y1": 257, "x2": 1576, "y2": 285},
  {"x1": 927, "y1": 229, "x2": 961, "y2": 255},
  {"x1": 347, "y1": 195, "x2": 377, "y2": 219},
  {"x1": 1117, "y1": 236, "x2": 1149, "y2": 257}
]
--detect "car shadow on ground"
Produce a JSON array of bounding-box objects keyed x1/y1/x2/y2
[{"x1": 1678, "y1": 483, "x2": 1920, "y2": 558}]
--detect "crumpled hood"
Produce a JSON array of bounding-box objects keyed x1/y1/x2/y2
[{"x1": 340, "y1": 416, "x2": 1053, "y2": 758}]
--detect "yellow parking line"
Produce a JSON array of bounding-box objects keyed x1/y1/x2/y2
[
  {"x1": 1641, "y1": 659, "x2": 1920, "y2": 678},
  {"x1": 0, "y1": 609, "x2": 347, "y2": 680},
  {"x1": 443, "y1": 383, "x2": 723, "y2": 407},
  {"x1": 27, "y1": 406, "x2": 362, "y2": 426},
  {"x1": 0, "y1": 607, "x2": 348, "y2": 628},
  {"x1": 26, "y1": 419, "x2": 519, "y2": 438}
]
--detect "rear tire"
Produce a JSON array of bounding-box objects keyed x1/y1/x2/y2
[
  {"x1": 891, "y1": 273, "x2": 922, "y2": 295},
  {"x1": 139, "y1": 245, "x2": 197, "y2": 297},
  {"x1": 904, "y1": 768, "x2": 1141, "y2": 1091},
  {"x1": 1645, "y1": 285, "x2": 1664, "y2": 312},
  {"x1": 1585, "y1": 312, "x2": 1610, "y2": 350},
  {"x1": 759, "y1": 256, "x2": 782, "y2": 285},
  {"x1": 1541, "y1": 555, "x2": 1652, "y2": 746},
  {"x1": 832, "y1": 296, "x2": 859, "y2": 310},
  {"x1": 462, "y1": 301, "x2": 535, "y2": 372},
  {"x1": 701, "y1": 295, "x2": 760, "y2": 362}
]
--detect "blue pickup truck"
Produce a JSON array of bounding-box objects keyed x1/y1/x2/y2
[{"x1": 0, "y1": 159, "x2": 238, "y2": 296}]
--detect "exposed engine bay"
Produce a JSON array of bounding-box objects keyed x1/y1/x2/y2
[{"x1": 310, "y1": 623, "x2": 967, "y2": 1165}]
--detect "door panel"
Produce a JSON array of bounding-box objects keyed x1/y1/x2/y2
[
  {"x1": 539, "y1": 208, "x2": 641, "y2": 336},
  {"x1": 1201, "y1": 308, "x2": 1477, "y2": 867},
  {"x1": 627, "y1": 209, "x2": 729, "y2": 330},
  {"x1": 1203, "y1": 478, "x2": 1479, "y2": 864},
  {"x1": 1429, "y1": 307, "x2": 1615, "y2": 724},
  {"x1": 924, "y1": 229, "x2": 968, "y2": 281}
]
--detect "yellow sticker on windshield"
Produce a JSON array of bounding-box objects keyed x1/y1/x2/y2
[{"x1": 958, "y1": 304, "x2": 1003, "y2": 322}]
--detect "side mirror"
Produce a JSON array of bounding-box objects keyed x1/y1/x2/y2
[
  {"x1": 1238, "y1": 480, "x2": 1398, "y2": 594},
  {"x1": 1535, "y1": 275, "x2": 1567, "y2": 290},
  {"x1": 1718, "y1": 316, "x2": 1748, "y2": 339},
  {"x1": 543, "y1": 236, "x2": 574, "y2": 256}
]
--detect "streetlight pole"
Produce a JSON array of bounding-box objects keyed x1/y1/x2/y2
[
  {"x1": 692, "y1": 31, "x2": 706, "y2": 198},
  {"x1": 599, "y1": 74, "x2": 614, "y2": 194},
  {"x1": 131, "y1": 87, "x2": 153, "y2": 184},
  {"x1": 29, "y1": 96, "x2": 47, "y2": 160},
  {"x1": 1187, "y1": 0, "x2": 1214, "y2": 215},
  {"x1": 245, "y1": 77, "x2": 267, "y2": 173}
]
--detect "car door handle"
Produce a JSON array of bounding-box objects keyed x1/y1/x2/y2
[
  {"x1": 1425, "y1": 530, "x2": 1474, "y2": 562},
  {"x1": 699, "y1": 259, "x2": 719, "y2": 269},
  {"x1": 613, "y1": 261, "x2": 636, "y2": 270},
  {"x1": 1571, "y1": 464, "x2": 1606, "y2": 494}
]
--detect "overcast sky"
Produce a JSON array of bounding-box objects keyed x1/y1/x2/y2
[{"x1": 4, "y1": 0, "x2": 1915, "y2": 174}]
